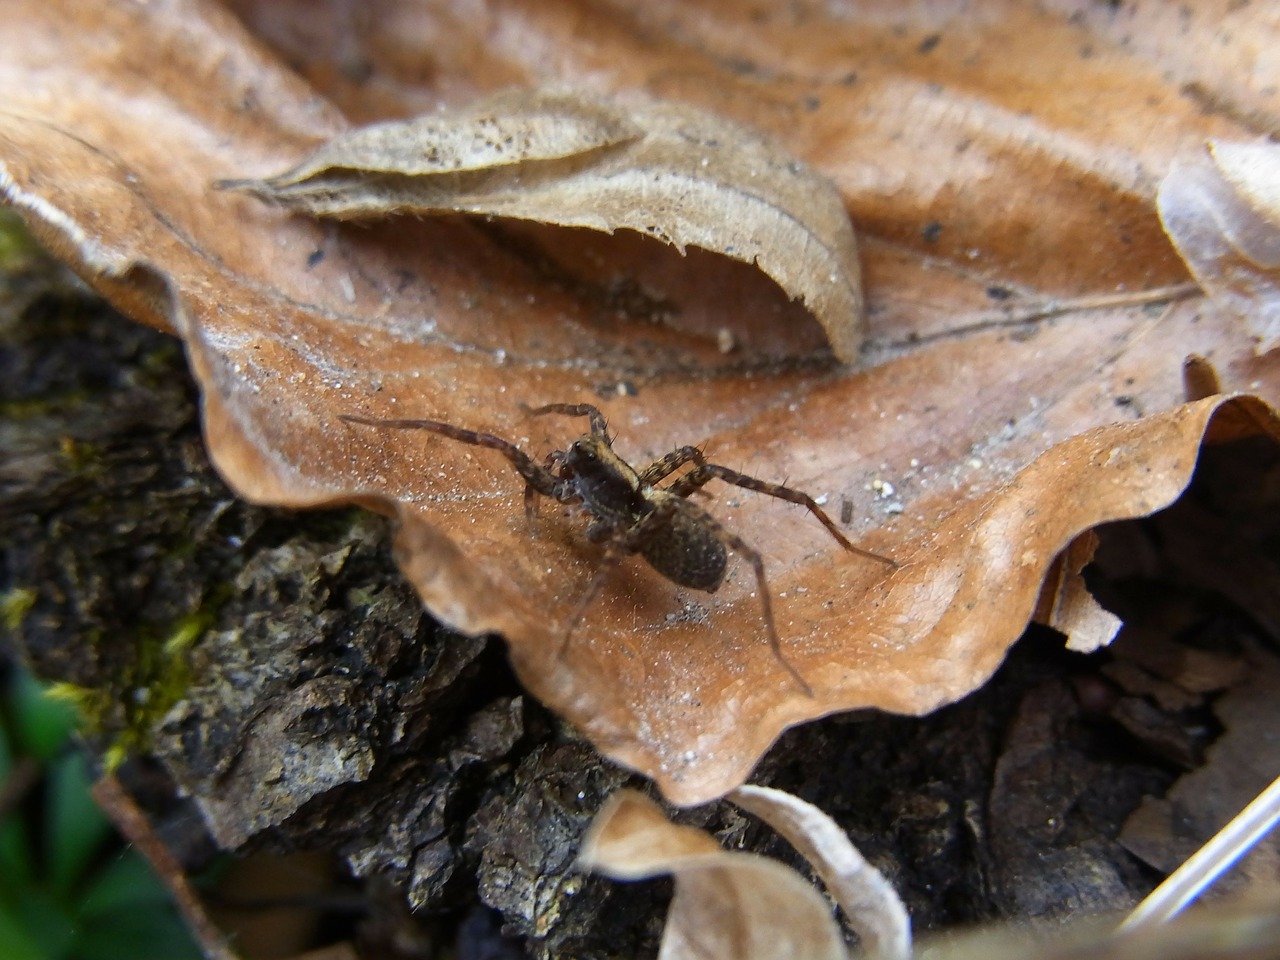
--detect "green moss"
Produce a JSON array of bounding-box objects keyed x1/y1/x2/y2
[
  {"x1": 44, "y1": 682, "x2": 123, "y2": 770},
  {"x1": 56, "y1": 436, "x2": 105, "y2": 477},
  {"x1": 0, "y1": 588, "x2": 37, "y2": 631},
  {"x1": 162, "y1": 607, "x2": 212, "y2": 658},
  {"x1": 0, "y1": 207, "x2": 39, "y2": 268},
  {"x1": 0, "y1": 394, "x2": 80, "y2": 421},
  {"x1": 43, "y1": 593, "x2": 229, "y2": 768},
  {"x1": 44, "y1": 682, "x2": 113, "y2": 724}
]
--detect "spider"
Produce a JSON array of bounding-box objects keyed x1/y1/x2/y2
[{"x1": 340, "y1": 403, "x2": 897, "y2": 694}]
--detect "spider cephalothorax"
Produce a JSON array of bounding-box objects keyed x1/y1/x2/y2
[{"x1": 342, "y1": 403, "x2": 896, "y2": 694}]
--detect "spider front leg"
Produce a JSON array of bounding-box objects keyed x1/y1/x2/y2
[
  {"x1": 554, "y1": 544, "x2": 626, "y2": 659},
  {"x1": 666, "y1": 462, "x2": 898, "y2": 568},
  {"x1": 638, "y1": 445, "x2": 705, "y2": 486},
  {"x1": 524, "y1": 450, "x2": 570, "y2": 519},
  {"x1": 521, "y1": 402, "x2": 609, "y2": 437},
  {"x1": 339, "y1": 414, "x2": 561, "y2": 500}
]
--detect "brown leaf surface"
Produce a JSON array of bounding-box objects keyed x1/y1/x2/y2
[{"x1": 4, "y1": 0, "x2": 1280, "y2": 805}]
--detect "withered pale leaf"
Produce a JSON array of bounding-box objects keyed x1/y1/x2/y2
[
  {"x1": 925, "y1": 903, "x2": 1280, "y2": 960},
  {"x1": 579, "y1": 790, "x2": 848, "y2": 960},
  {"x1": 1159, "y1": 140, "x2": 1280, "y2": 353},
  {"x1": 228, "y1": 87, "x2": 866, "y2": 361},
  {"x1": 233, "y1": 87, "x2": 642, "y2": 178},
  {"x1": 729, "y1": 785, "x2": 910, "y2": 960}
]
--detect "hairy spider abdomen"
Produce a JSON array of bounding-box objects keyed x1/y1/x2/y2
[{"x1": 639, "y1": 499, "x2": 728, "y2": 593}]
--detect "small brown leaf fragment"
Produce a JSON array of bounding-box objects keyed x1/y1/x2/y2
[
  {"x1": 1100, "y1": 661, "x2": 1202, "y2": 714},
  {"x1": 1110, "y1": 632, "x2": 1247, "y2": 699},
  {"x1": 229, "y1": 87, "x2": 866, "y2": 361},
  {"x1": 579, "y1": 790, "x2": 848, "y2": 960},
  {"x1": 1108, "y1": 696, "x2": 1204, "y2": 769},
  {"x1": 1032, "y1": 531, "x2": 1121, "y2": 654}
]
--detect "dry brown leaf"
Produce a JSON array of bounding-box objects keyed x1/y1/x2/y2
[
  {"x1": 579, "y1": 790, "x2": 848, "y2": 960},
  {"x1": 224, "y1": 87, "x2": 866, "y2": 361},
  {"x1": 3, "y1": 0, "x2": 1280, "y2": 807},
  {"x1": 1033, "y1": 531, "x2": 1122, "y2": 654},
  {"x1": 1159, "y1": 140, "x2": 1280, "y2": 353}
]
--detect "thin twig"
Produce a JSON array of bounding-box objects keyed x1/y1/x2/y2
[
  {"x1": 91, "y1": 773, "x2": 242, "y2": 960},
  {"x1": 874, "y1": 281, "x2": 1203, "y2": 350}
]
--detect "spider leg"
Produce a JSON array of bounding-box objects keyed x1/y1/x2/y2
[
  {"x1": 340, "y1": 414, "x2": 561, "y2": 499},
  {"x1": 616, "y1": 498, "x2": 813, "y2": 696},
  {"x1": 524, "y1": 450, "x2": 569, "y2": 519},
  {"x1": 666, "y1": 463, "x2": 898, "y2": 568},
  {"x1": 721, "y1": 528, "x2": 815, "y2": 697},
  {"x1": 521, "y1": 402, "x2": 609, "y2": 438},
  {"x1": 638, "y1": 445, "x2": 705, "y2": 486},
  {"x1": 556, "y1": 545, "x2": 625, "y2": 659}
]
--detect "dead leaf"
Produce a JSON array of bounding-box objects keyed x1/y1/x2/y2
[
  {"x1": 1033, "y1": 532, "x2": 1122, "y2": 654},
  {"x1": 224, "y1": 88, "x2": 866, "y2": 362},
  {"x1": 579, "y1": 790, "x2": 848, "y2": 960},
  {"x1": 3, "y1": 0, "x2": 1280, "y2": 808},
  {"x1": 930, "y1": 901, "x2": 1280, "y2": 960},
  {"x1": 728, "y1": 785, "x2": 910, "y2": 960},
  {"x1": 1159, "y1": 140, "x2": 1280, "y2": 353}
]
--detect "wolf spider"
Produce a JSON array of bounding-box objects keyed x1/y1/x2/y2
[{"x1": 341, "y1": 403, "x2": 896, "y2": 694}]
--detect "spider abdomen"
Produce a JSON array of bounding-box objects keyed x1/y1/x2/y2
[{"x1": 638, "y1": 501, "x2": 727, "y2": 593}]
